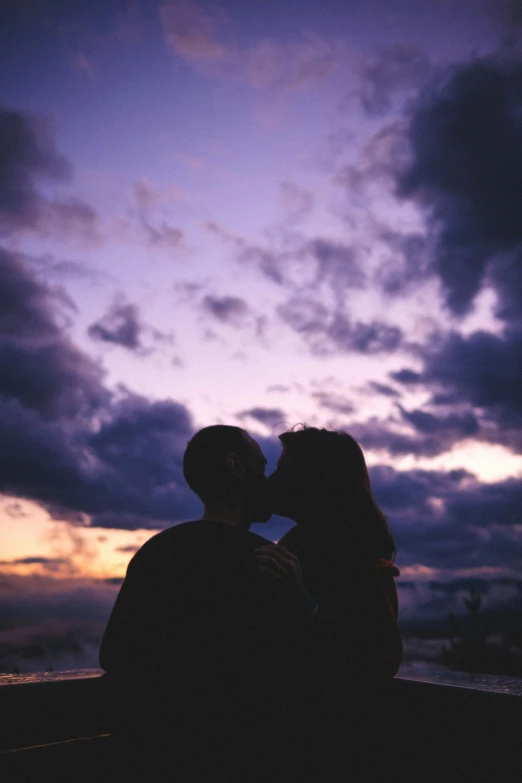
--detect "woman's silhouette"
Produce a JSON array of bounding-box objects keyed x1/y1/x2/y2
[{"x1": 268, "y1": 425, "x2": 402, "y2": 681}]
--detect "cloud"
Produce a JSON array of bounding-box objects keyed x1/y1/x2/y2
[
  {"x1": 399, "y1": 405, "x2": 479, "y2": 439},
  {"x1": 278, "y1": 297, "x2": 403, "y2": 355},
  {"x1": 0, "y1": 573, "x2": 118, "y2": 673},
  {"x1": 84, "y1": 394, "x2": 199, "y2": 527},
  {"x1": 397, "y1": 57, "x2": 522, "y2": 319},
  {"x1": 207, "y1": 221, "x2": 402, "y2": 359},
  {"x1": 0, "y1": 392, "x2": 199, "y2": 530},
  {"x1": 368, "y1": 381, "x2": 400, "y2": 398},
  {"x1": 243, "y1": 35, "x2": 339, "y2": 92},
  {"x1": 144, "y1": 221, "x2": 184, "y2": 249},
  {"x1": 311, "y1": 391, "x2": 354, "y2": 416},
  {"x1": 88, "y1": 300, "x2": 145, "y2": 352},
  {"x1": 237, "y1": 407, "x2": 286, "y2": 430},
  {"x1": 0, "y1": 341, "x2": 107, "y2": 420},
  {"x1": 0, "y1": 104, "x2": 69, "y2": 233},
  {"x1": 201, "y1": 294, "x2": 249, "y2": 325},
  {"x1": 160, "y1": 0, "x2": 340, "y2": 92},
  {"x1": 374, "y1": 230, "x2": 431, "y2": 296},
  {"x1": 0, "y1": 248, "x2": 106, "y2": 419},
  {"x1": 392, "y1": 328, "x2": 522, "y2": 452},
  {"x1": 36, "y1": 197, "x2": 101, "y2": 243},
  {"x1": 336, "y1": 121, "x2": 409, "y2": 194},
  {"x1": 357, "y1": 43, "x2": 433, "y2": 116},
  {"x1": 0, "y1": 247, "x2": 63, "y2": 340},
  {"x1": 160, "y1": 0, "x2": 227, "y2": 64},
  {"x1": 390, "y1": 368, "x2": 422, "y2": 385},
  {"x1": 88, "y1": 296, "x2": 175, "y2": 356},
  {"x1": 279, "y1": 181, "x2": 314, "y2": 222},
  {"x1": 0, "y1": 556, "x2": 67, "y2": 572},
  {"x1": 0, "y1": 246, "x2": 200, "y2": 529},
  {"x1": 132, "y1": 178, "x2": 185, "y2": 251},
  {"x1": 349, "y1": 418, "x2": 475, "y2": 459},
  {"x1": 0, "y1": 104, "x2": 100, "y2": 242},
  {"x1": 368, "y1": 464, "x2": 522, "y2": 573}
]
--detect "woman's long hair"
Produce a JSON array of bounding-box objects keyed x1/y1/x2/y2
[{"x1": 279, "y1": 426, "x2": 396, "y2": 562}]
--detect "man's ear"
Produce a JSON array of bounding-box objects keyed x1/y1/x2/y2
[{"x1": 226, "y1": 452, "x2": 246, "y2": 480}]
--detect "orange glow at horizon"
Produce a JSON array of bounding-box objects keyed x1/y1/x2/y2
[{"x1": 0, "y1": 497, "x2": 158, "y2": 580}]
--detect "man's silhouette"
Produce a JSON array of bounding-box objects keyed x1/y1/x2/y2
[{"x1": 99, "y1": 425, "x2": 309, "y2": 678}]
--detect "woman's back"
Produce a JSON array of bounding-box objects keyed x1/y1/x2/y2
[{"x1": 279, "y1": 523, "x2": 402, "y2": 679}]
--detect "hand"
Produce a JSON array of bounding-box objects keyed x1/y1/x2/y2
[{"x1": 254, "y1": 544, "x2": 304, "y2": 599}]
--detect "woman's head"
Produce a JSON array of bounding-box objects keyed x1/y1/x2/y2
[{"x1": 269, "y1": 426, "x2": 395, "y2": 560}]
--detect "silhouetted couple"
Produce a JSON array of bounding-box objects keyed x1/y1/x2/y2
[{"x1": 100, "y1": 425, "x2": 401, "y2": 779}]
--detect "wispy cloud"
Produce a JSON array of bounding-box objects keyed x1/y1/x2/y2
[{"x1": 160, "y1": 0, "x2": 341, "y2": 92}]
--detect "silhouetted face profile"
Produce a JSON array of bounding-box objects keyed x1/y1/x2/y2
[
  {"x1": 183, "y1": 425, "x2": 272, "y2": 524},
  {"x1": 268, "y1": 445, "x2": 311, "y2": 523},
  {"x1": 269, "y1": 428, "x2": 371, "y2": 524},
  {"x1": 269, "y1": 426, "x2": 396, "y2": 560},
  {"x1": 239, "y1": 432, "x2": 272, "y2": 523}
]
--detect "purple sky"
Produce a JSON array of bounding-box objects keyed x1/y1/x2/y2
[{"x1": 1, "y1": 0, "x2": 522, "y2": 670}]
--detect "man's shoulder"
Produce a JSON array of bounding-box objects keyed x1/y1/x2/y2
[
  {"x1": 129, "y1": 521, "x2": 202, "y2": 563},
  {"x1": 133, "y1": 521, "x2": 269, "y2": 561}
]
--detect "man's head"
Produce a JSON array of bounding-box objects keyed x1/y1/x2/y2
[{"x1": 183, "y1": 425, "x2": 272, "y2": 526}]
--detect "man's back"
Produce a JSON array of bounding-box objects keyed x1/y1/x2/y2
[{"x1": 100, "y1": 521, "x2": 300, "y2": 676}]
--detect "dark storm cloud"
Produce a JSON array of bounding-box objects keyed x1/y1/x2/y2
[
  {"x1": 390, "y1": 368, "x2": 422, "y2": 384},
  {"x1": 369, "y1": 465, "x2": 522, "y2": 571},
  {"x1": 0, "y1": 111, "x2": 200, "y2": 529},
  {"x1": 0, "y1": 392, "x2": 200, "y2": 530},
  {"x1": 0, "y1": 340, "x2": 106, "y2": 419},
  {"x1": 397, "y1": 57, "x2": 522, "y2": 318},
  {"x1": 0, "y1": 105, "x2": 99, "y2": 241},
  {"x1": 444, "y1": 477, "x2": 522, "y2": 529},
  {"x1": 422, "y1": 330, "x2": 522, "y2": 428},
  {"x1": 392, "y1": 328, "x2": 522, "y2": 452},
  {"x1": 369, "y1": 464, "x2": 471, "y2": 514},
  {"x1": 201, "y1": 295, "x2": 249, "y2": 325},
  {"x1": 85, "y1": 395, "x2": 198, "y2": 526},
  {"x1": 0, "y1": 104, "x2": 69, "y2": 232},
  {"x1": 0, "y1": 248, "x2": 106, "y2": 419},
  {"x1": 0, "y1": 247, "x2": 61, "y2": 339},
  {"x1": 350, "y1": 412, "x2": 477, "y2": 458},
  {"x1": 0, "y1": 246, "x2": 200, "y2": 529},
  {"x1": 237, "y1": 407, "x2": 286, "y2": 430},
  {"x1": 399, "y1": 406, "x2": 479, "y2": 439}
]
